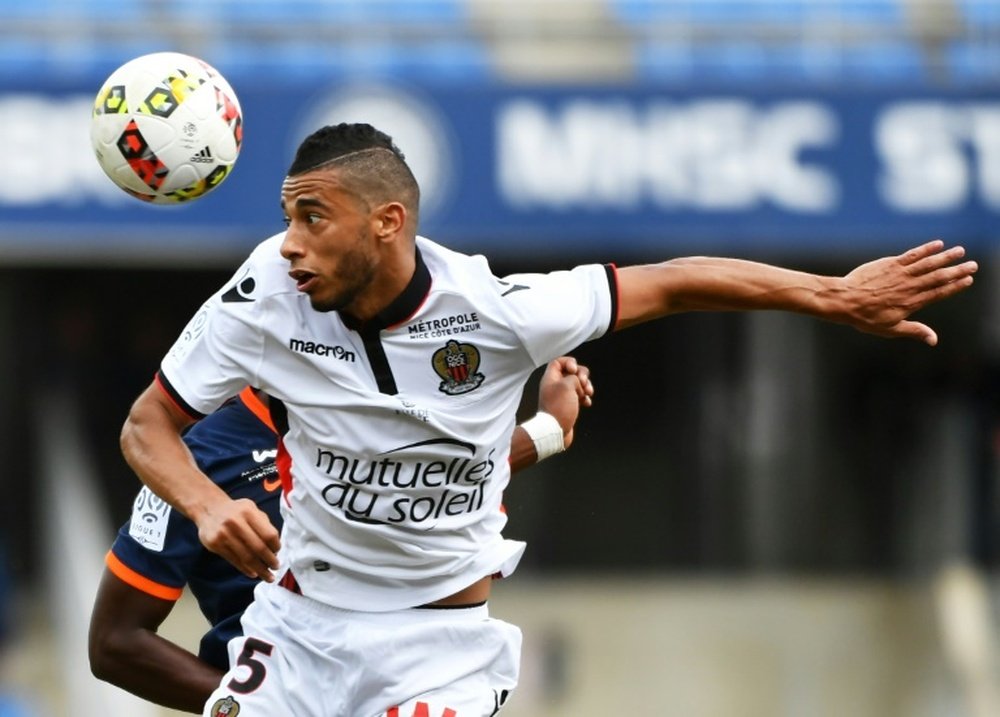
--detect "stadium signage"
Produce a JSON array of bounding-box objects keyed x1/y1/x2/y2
[
  {"x1": 497, "y1": 98, "x2": 840, "y2": 213},
  {"x1": 874, "y1": 102, "x2": 1000, "y2": 212},
  {"x1": 0, "y1": 80, "x2": 997, "y2": 261}
]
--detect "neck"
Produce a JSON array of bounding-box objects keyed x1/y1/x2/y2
[{"x1": 343, "y1": 246, "x2": 417, "y2": 325}]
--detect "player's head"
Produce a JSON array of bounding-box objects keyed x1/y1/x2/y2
[
  {"x1": 286, "y1": 123, "x2": 420, "y2": 223},
  {"x1": 280, "y1": 123, "x2": 420, "y2": 316}
]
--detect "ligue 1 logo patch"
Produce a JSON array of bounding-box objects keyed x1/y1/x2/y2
[
  {"x1": 210, "y1": 695, "x2": 241, "y2": 716},
  {"x1": 432, "y1": 339, "x2": 485, "y2": 395}
]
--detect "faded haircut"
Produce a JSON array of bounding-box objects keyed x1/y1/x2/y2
[{"x1": 287, "y1": 123, "x2": 420, "y2": 218}]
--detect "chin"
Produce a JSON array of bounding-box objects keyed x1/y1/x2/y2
[
  {"x1": 309, "y1": 298, "x2": 340, "y2": 313},
  {"x1": 309, "y1": 292, "x2": 351, "y2": 313}
]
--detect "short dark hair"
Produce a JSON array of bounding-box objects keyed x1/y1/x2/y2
[{"x1": 288, "y1": 123, "x2": 420, "y2": 217}]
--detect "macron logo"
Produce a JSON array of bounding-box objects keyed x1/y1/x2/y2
[{"x1": 289, "y1": 337, "x2": 356, "y2": 362}]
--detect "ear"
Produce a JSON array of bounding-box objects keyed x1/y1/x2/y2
[{"x1": 373, "y1": 202, "x2": 407, "y2": 240}]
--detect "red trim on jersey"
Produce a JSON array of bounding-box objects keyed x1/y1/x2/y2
[
  {"x1": 238, "y1": 387, "x2": 278, "y2": 434},
  {"x1": 276, "y1": 435, "x2": 293, "y2": 503},
  {"x1": 154, "y1": 372, "x2": 204, "y2": 420},
  {"x1": 278, "y1": 569, "x2": 302, "y2": 594},
  {"x1": 105, "y1": 550, "x2": 183, "y2": 602},
  {"x1": 606, "y1": 263, "x2": 622, "y2": 332}
]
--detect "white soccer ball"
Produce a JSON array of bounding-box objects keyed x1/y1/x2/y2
[{"x1": 90, "y1": 52, "x2": 243, "y2": 204}]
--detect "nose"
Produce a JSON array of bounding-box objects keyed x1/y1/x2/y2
[{"x1": 280, "y1": 227, "x2": 303, "y2": 260}]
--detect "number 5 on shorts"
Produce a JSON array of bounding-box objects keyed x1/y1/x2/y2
[{"x1": 227, "y1": 637, "x2": 274, "y2": 694}]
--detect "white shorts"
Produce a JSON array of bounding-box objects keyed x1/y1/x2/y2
[{"x1": 203, "y1": 580, "x2": 521, "y2": 717}]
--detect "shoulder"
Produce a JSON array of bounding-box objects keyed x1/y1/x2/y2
[
  {"x1": 216, "y1": 232, "x2": 297, "y2": 304},
  {"x1": 417, "y1": 236, "x2": 500, "y2": 297}
]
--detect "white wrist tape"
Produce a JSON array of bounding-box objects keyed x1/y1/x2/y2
[{"x1": 520, "y1": 411, "x2": 565, "y2": 461}]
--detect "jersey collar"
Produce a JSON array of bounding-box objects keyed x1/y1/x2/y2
[{"x1": 341, "y1": 247, "x2": 431, "y2": 332}]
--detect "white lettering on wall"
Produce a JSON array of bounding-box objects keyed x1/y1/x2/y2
[
  {"x1": 970, "y1": 105, "x2": 1000, "y2": 208},
  {"x1": 497, "y1": 98, "x2": 839, "y2": 213},
  {"x1": 876, "y1": 103, "x2": 968, "y2": 211},
  {"x1": 876, "y1": 102, "x2": 1000, "y2": 211}
]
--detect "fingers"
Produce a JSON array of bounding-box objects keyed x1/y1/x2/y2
[
  {"x1": 905, "y1": 245, "x2": 975, "y2": 280},
  {"x1": 575, "y1": 364, "x2": 594, "y2": 407},
  {"x1": 200, "y1": 500, "x2": 281, "y2": 582},
  {"x1": 892, "y1": 243, "x2": 976, "y2": 328},
  {"x1": 550, "y1": 356, "x2": 590, "y2": 384},
  {"x1": 247, "y1": 507, "x2": 281, "y2": 566},
  {"x1": 911, "y1": 271, "x2": 976, "y2": 311},
  {"x1": 847, "y1": 241, "x2": 973, "y2": 346},
  {"x1": 222, "y1": 528, "x2": 279, "y2": 582},
  {"x1": 550, "y1": 357, "x2": 595, "y2": 403},
  {"x1": 931, "y1": 260, "x2": 979, "y2": 284},
  {"x1": 549, "y1": 356, "x2": 579, "y2": 376},
  {"x1": 887, "y1": 320, "x2": 938, "y2": 346},
  {"x1": 899, "y1": 243, "x2": 978, "y2": 298},
  {"x1": 898, "y1": 239, "x2": 945, "y2": 266}
]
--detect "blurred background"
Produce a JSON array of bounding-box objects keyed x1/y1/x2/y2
[{"x1": 1, "y1": 0, "x2": 999, "y2": 714}]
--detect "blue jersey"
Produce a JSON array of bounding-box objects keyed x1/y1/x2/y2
[{"x1": 107, "y1": 387, "x2": 280, "y2": 669}]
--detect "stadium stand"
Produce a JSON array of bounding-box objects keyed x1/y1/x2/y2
[{"x1": 0, "y1": 0, "x2": 994, "y2": 85}]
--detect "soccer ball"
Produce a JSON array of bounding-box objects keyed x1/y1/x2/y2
[{"x1": 90, "y1": 52, "x2": 243, "y2": 204}]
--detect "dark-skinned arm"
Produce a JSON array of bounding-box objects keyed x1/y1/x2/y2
[{"x1": 88, "y1": 568, "x2": 222, "y2": 713}]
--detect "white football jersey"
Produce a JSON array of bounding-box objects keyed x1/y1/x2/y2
[{"x1": 159, "y1": 234, "x2": 618, "y2": 611}]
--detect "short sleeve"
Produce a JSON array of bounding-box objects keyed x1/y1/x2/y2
[
  {"x1": 106, "y1": 486, "x2": 202, "y2": 601},
  {"x1": 498, "y1": 263, "x2": 618, "y2": 366}
]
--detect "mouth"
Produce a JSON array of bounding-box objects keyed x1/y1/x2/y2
[{"x1": 288, "y1": 268, "x2": 318, "y2": 293}]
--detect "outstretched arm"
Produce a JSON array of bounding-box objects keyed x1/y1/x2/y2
[
  {"x1": 89, "y1": 568, "x2": 222, "y2": 713},
  {"x1": 510, "y1": 356, "x2": 594, "y2": 473},
  {"x1": 615, "y1": 239, "x2": 977, "y2": 346}
]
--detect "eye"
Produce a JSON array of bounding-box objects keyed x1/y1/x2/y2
[
  {"x1": 281, "y1": 215, "x2": 291, "y2": 227},
  {"x1": 306, "y1": 213, "x2": 322, "y2": 225}
]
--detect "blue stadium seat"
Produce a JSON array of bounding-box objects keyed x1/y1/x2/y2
[
  {"x1": 839, "y1": 41, "x2": 926, "y2": 80},
  {"x1": 45, "y1": 0, "x2": 144, "y2": 21},
  {"x1": 825, "y1": 0, "x2": 904, "y2": 25},
  {"x1": 955, "y1": 0, "x2": 1000, "y2": 27},
  {"x1": 696, "y1": 0, "x2": 809, "y2": 24},
  {"x1": 164, "y1": 0, "x2": 465, "y2": 28},
  {"x1": 613, "y1": 0, "x2": 904, "y2": 27},
  {"x1": 212, "y1": 37, "x2": 488, "y2": 84},
  {"x1": 632, "y1": 42, "x2": 696, "y2": 80},
  {"x1": 0, "y1": 0, "x2": 56, "y2": 18},
  {"x1": 634, "y1": 37, "x2": 927, "y2": 86},
  {"x1": 635, "y1": 41, "x2": 778, "y2": 82},
  {"x1": 0, "y1": 40, "x2": 48, "y2": 75},
  {"x1": 947, "y1": 40, "x2": 1000, "y2": 82},
  {"x1": 774, "y1": 41, "x2": 925, "y2": 83},
  {"x1": 691, "y1": 42, "x2": 773, "y2": 79},
  {"x1": 767, "y1": 43, "x2": 844, "y2": 82}
]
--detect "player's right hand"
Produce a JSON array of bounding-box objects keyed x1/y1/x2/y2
[{"x1": 196, "y1": 497, "x2": 281, "y2": 582}]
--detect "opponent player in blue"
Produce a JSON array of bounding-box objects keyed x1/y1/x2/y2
[{"x1": 89, "y1": 358, "x2": 593, "y2": 713}]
